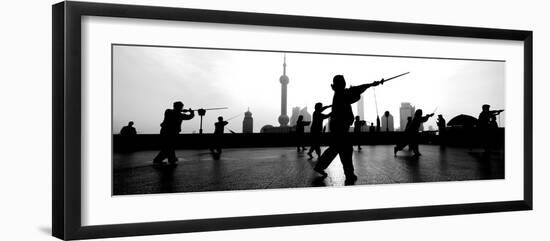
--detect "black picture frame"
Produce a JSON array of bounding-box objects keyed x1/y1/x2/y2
[{"x1": 52, "y1": 1, "x2": 533, "y2": 240}]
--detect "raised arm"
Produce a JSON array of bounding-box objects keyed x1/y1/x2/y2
[
  {"x1": 349, "y1": 79, "x2": 384, "y2": 96},
  {"x1": 422, "y1": 113, "x2": 435, "y2": 122}
]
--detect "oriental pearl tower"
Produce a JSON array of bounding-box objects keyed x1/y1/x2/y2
[{"x1": 278, "y1": 55, "x2": 290, "y2": 127}]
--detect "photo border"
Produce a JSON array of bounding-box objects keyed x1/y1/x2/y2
[{"x1": 52, "y1": 1, "x2": 533, "y2": 239}]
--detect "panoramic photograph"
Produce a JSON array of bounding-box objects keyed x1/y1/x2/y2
[{"x1": 112, "y1": 44, "x2": 505, "y2": 195}]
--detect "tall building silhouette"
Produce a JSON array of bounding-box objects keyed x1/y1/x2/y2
[
  {"x1": 260, "y1": 55, "x2": 293, "y2": 133},
  {"x1": 278, "y1": 55, "x2": 290, "y2": 127},
  {"x1": 381, "y1": 111, "x2": 394, "y2": 132},
  {"x1": 242, "y1": 108, "x2": 253, "y2": 133},
  {"x1": 399, "y1": 102, "x2": 415, "y2": 131}
]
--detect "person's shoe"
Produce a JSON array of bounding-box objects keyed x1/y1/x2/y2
[
  {"x1": 394, "y1": 146, "x2": 398, "y2": 156},
  {"x1": 313, "y1": 167, "x2": 328, "y2": 178}
]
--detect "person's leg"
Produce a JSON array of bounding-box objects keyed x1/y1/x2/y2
[
  {"x1": 153, "y1": 149, "x2": 166, "y2": 163},
  {"x1": 307, "y1": 143, "x2": 315, "y2": 159},
  {"x1": 315, "y1": 145, "x2": 321, "y2": 157},
  {"x1": 410, "y1": 142, "x2": 420, "y2": 156},
  {"x1": 314, "y1": 145, "x2": 338, "y2": 174},
  {"x1": 338, "y1": 144, "x2": 356, "y2": 179},
  {"x1": 153, "y1": 136, "x2": 168, "y2": 163},
  {"x1": 166, "y1": 135, "x2": 178, "y2": 163},
  {"x1": 394, "y1": 143, "x2": 407, "y2": 156}
]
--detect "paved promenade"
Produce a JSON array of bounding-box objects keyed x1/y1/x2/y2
[{"x1": 113, "y1": 145, "x2": 504, "y2": 195}]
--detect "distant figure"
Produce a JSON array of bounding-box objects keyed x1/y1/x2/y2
[
  {"x1": 354, "y1": 116, "x2": 366, "y2": 150},
  {"x1": 478, "y1": 104, "x2": 503, "y2": 153},
  {"x1": 119, "y1": 121, "x2": 137, "y2": 152},
  {"x1": 395, "y1": 117, "x2": 413, "y2": 152},
  {"x1": 478, "y1": 104, "x2": 503, "y2": 129},
  {"x1": 381, "y1": 111, "x2": 394, "y2": 132},
  {"x1": 307, "y1": 103, "x2": 331, "y2": 159},
  {"x1": 436, "y1": 115, "x2": 446, "y2": 133},
  {"x1": 295, "y1": 115, "x2": 311, "y2": 152},
  {"x1": 394, "y1": 109, "x2": 434, "y2": 157},
  {"x1": 120, "y1": 121, "x2": 137, "y2": 136},
  {"x1": 314, "y1": 75, "x2": 383, "y2": 182},
  {"x1": 369, "y1": 123, "x2": 375, "y2": 132},
  {"x1": 153, "y1": 101, "x2": 195, "y2": 165},
  {"x1": 211, "y1": 116, "x2": 228, "y2": 155}
]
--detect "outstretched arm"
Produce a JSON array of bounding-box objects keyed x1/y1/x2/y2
[
  {"x1": 350, "y1": 79, "x2": 384, "y2": 95},
  {"x1": 320, "y1": 105, "x2": 332, "y2": 112},
  {"x1": 422, "y1": 113, "x2": 435, "y2": 122},
  {"x1": 182, "y1": 109, "x2": 195, "y2": 120}
]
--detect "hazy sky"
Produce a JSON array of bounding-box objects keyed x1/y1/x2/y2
[{"x1": 112, "y1": 45, "x2": 505, "y2": 134}]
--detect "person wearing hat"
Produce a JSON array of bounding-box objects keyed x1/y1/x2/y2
[{"x1": 314, "y1": 75, "x2": 383, "y2": 183}]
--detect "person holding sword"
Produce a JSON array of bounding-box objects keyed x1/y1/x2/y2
[
  {"x1": 314, "y1": 75, "x2": 385, "y2": 182},
  {"x1": 153, "y1": 101, "x2": 195, "y2": 165}
]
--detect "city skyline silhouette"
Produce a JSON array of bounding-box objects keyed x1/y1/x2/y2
[{"x1": 113, "y1": 45, "x2": 505, "y2": 134}]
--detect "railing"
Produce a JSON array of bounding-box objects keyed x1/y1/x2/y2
[{"x1": 113, "y1": 128, "x2": 504, "y2": 151}]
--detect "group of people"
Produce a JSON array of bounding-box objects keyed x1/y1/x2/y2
[{"x1": 122, "y1": 74, "x2": 503, "y2": 183}]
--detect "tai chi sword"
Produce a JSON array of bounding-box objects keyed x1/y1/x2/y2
[{"x1": 380, "y1": 72, "x2": 410, "y2": 84}]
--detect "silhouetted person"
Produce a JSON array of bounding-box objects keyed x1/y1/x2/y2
[
  {"x1": 478, "y1": 104, "x2": 503, "y2": 153},
  {"x1": 436, "y1": 115, "x2": 446, "y2": 133},
  {"x1": 405, "y1": 117, "x2": 412, "y2": 131},
  {"x1": 354, "y1": 116, "x2": 366, "y2": 150},
  {"x1": 479, "y1": 104, "x2": 503, "y2": 129},
  {"x1": 308, "y1": 103, "x2": 331, "y2": 159},
  {"x1": 395, "y1": 117, "x2": 412, "y2": 153},
  {"x1": 369, "y1": 123, "x2": 375, "y2": 132},
  {"x1": 295, "y1": 115, "x2": 311, "y2": 152},
  {"x1": 153, "y1": 101, "x2": 195, "y2": 165},
  {"x1": 119, "y1": 121, "x2": 137, "y2": 152},
  {"x1": 211, "y1": 116, "x2": 228, "y2": 155},
  {"x1": 394, "y1": 109, "x2": 434, "y2": 157},
  {"x1": 314, "y1": 75, "x2": 383, "y2": 182},
  {"x1": 120, "y1": 121, "x2": 137, "y2": 136}
]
